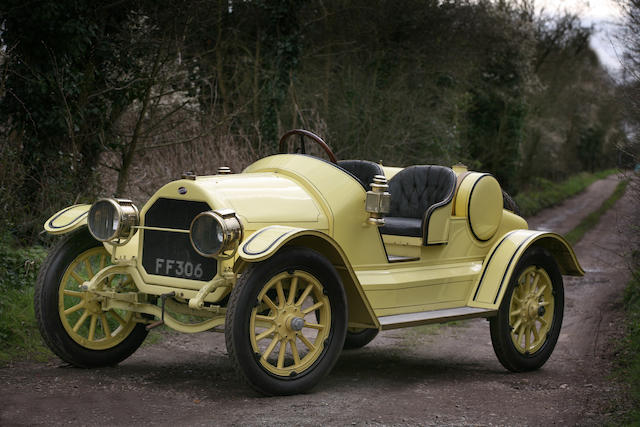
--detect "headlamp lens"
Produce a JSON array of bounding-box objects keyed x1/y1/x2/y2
[
  {"x1": 190, "y1": 210, "x2": 242, "y2": 258},
  {"x1": 87, "y1": 198, "x2": 139, "y2": 243},
  {"x1": 88, "y1": 199, "x2": 120, "y2": 241},
  {"x1": 191, "y1": 213, "x2": 224, "y2": 256}
]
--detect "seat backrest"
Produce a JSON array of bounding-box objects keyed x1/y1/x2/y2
[
  {"x1": 337, "y1": 160, "x2": 384, "y2": 190},
  {"x1": 388, "y1": 165, "x2": 457, "y2": 218}
]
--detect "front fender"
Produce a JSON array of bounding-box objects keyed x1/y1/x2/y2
[
  {"x1": 468, "y1": 230, "x2": 584, "y2": 310},
  {"x1": 44, "y1": 204, "x2": 91, "y2": 235},
  {"x1": 237, "y1": 225, "x2": 380, "y2": 329}
]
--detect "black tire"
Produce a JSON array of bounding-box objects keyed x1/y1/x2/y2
[
  {"x1": 34, "y1": 228, "x2": 148, "y2": 367},
  {"x1": 502, "y1": 190, "x2": 521, "y2": 216},
  {"x1": 225, "y1": 247, "x2": 347, "y2": 395},
  {"x1": 490, "y1": 247, "x2": 564, "y2": 372},
  {"x1": 343, "y1": 328, "x2": 378, "y2": 349}
]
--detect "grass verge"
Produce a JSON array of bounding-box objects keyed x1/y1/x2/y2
[
  {"x1": 564, "y1": 179, "x2": 629, "y2": 246},
  {"x1": 616, "y1": 252, "x2": 640, "y2": 424},
  {"x1": 0, "y1": 233, "x2": 51, "y2": 364},
  {"x1": 515, "y1": 169, "x2": 618, "y2": 217}
]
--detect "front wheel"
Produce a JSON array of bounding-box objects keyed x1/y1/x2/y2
[
  {"x1": 225, "y1": 247, "x2": 347, "y2": 395},
  {"x1": 490, "y1": 247, "x2": 564, "y2": 371},
  {"x1": 34, "y1": 228, "x2": 148, "y2": 367}
]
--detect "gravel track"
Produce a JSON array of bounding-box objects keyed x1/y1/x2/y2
[{"x1": 1, "y1": 173, "x2": 637, "y2": 426}]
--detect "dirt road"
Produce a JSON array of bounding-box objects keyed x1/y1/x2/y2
[{"x1": 1, "y1": 174, "x2": 637, "y2": 426}]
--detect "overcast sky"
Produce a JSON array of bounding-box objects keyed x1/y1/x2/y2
[{"x1": 534, "y1": 0, "x2": 625, "y2": 74}]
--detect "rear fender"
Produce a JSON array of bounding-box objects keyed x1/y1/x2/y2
[
  {"x1": 468, "y1": 230, "x2": 584, "y2": 310},
  {"x1": 44, "y1": 205, "x2": 91, "y2": 235},
  {"x1": 237, "y1": 226, "x2": 379, "y2": 329}
]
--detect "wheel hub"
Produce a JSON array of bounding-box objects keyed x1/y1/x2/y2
[
  {"x1": 526, "y1": 299, "x2": 539, "y2": 321},
  {"x1": 275, "y1": 304, "x2": 305, "y2": 340},
  {"x1": 289, "y1": 317, "x2": 305, "y2": 331}
]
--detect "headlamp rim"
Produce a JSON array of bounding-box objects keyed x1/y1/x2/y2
[
  {"x1": 87, "y1": 198, "x2": 139, "y2": 245},
  {"x1": 189, "y1": 209, "x2": 243, "y2": 259}
]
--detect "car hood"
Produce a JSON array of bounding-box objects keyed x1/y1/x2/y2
[{"x1": 141, "y1": 171, "x2": 329, "y2": 232}]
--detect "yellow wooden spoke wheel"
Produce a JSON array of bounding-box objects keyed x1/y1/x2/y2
[
  {"x1": 508, "y1": 266, "x2": 554, "y2": 355},
  {"x1": 225, "y1": 247, "x2": 347, "y2": 395},
  {"x1": 250, "y1": 271, "x2": 331, "y2": 376},
  {"x1": 35, "y1": 229, "x2": 148, "y2": 367},
  {"x1": 58, "y1": 247, "x2": 138, "y2": 350},
  {"x1": 490, "y1": 247, "x2": 564, "y2": 372}
]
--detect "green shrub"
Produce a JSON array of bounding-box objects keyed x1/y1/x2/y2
[{"x1": 0, "y1": 232, "x2": 50, "y2": 363}]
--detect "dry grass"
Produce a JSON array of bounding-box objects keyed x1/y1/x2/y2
[{"x1": 97, "y1": 114, "x2": 260, "y2": 204}]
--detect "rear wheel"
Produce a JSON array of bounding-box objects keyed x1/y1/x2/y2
[
  {"x1": 343, "y1": 328, "x2": 378, "y2": 349},
  {"x1": 490, "y1": 247, "x2": 563, "y2": 371},
  {"x1": 35, "y1": 228, "x2": 148, "y2": 367},
  {"x1": 225, "y1": 247, "x2": 347, "y2": 395}
]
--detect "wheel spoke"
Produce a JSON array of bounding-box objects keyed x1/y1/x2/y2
[
  {"x1": 276, "y1": 280, "x2": 285, "y2": 308},
  {"x1": 255, "y1": 326, "x2": 276, "y2": 342},
  {"x1": 304, "y1": 322, "x2": 325, "y2": 330},
  {"x1": 532, "y1": 271, "x2": 540, "y2": 289},
  {"x1": 84, "y1": 258, "x2": 94, "y2": 278},
  {"x1": 526, "y1": 273, "x2": 535, "y2": 294},
  {"x1": 291, "y1": 339, "x2": 301, "y2": 364},
  {"x1": 254, "y1": 314, "x2": 276, "y2": 323},
  {"x1": 539, "y1": 301, "x2": 551, "y2": 307},
  {"x1": 287, "y1": 276, "x2": 298, "y2": 305},
  {"x1": 302, "y1": 301, "x2": 324, "y2": 315},
  {"x1": 73, "y1": 309, "x2": 89, "y2": 332},
  {"x1": 262, "y1": 294, "x2": 278, "y2": 311},
  {"x1": 101, "y1": 313, "x2": 111, "y2": 337},
  {"x1": 277, "y1": 339, "x2": 287, "y2": 369},
  {"x1": 70, "y1": 271, "x2": 85, "y2": 286},
  {"x1": 525, "y1": 326, "x2": 531, "y2": 351},
  {"x1": 538, "y1": 317, "x2": 548, "y2": 328},
  {"x1": 535, "y1": 284, "x2": 547, "y2": 299},
  {"x1": 531, "y1": 324, "x2": 540, "y2": 342},
  {"x1": 88, "y1": 315, "x2": 97, "y2": 341},
  {"x1": 296, "y1": 284, "x2": 313, "y2": 307},
  {"x1": 511, "y1": 318, "x2": 522, "y2": 333},
  {"x1": 109, "y1": 309, "x2": 126, "y2": 327},
  {"x1": 262, "y1": 336, "x2": 279, "y2": 361},
  {"x1": 64, "y1": 301, "x2": 85, "y2": 315},
  {"x1": 510, "y1": 308, "x2": 521, "y2": 316},
  {"x1": 63, "y1": 289, "x2": 84, "y2": 298},
  {"x1": 298, "y1": 333, "x2": 316, "y2": 352},
  {"x1": 99, "y1": 254, "x2": 107, "y2": 270}
]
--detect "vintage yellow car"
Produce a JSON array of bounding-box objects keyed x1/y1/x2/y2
[{"x1": 35, "y1": 130, "x2": 584, "y2": 395}]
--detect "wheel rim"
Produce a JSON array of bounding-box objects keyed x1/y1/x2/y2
[
  {"x1": 58, "y1": 247, "x2": 138, "y2": 350},
  {"x1": 250, "y1": 270, "x2": 331, "y2": 377},
  {"x1": 509, "y1": 266, "x2": 554, "y2": 354}
]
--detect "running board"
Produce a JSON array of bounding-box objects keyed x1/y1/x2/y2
[{"x1": 378, "y1": 307, "x2": 497, "y2": 330}]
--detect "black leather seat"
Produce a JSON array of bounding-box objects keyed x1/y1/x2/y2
[
  {"x1": 380, "y1": 165, "x2": 457, "y2": 243},
  {"x1": 337, "y1": 160, "x2": 384, "y2": 190}
]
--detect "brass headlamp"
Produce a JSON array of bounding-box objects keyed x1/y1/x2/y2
[
  {"x1": 189, "y1": 209, "x2": 243, "y2": 259},
  {"x1": 87, "y1": 198, "x2": 139, "y2": 244}
]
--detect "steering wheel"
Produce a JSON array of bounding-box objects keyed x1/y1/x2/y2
[{"x1": 278, "y1": 129, "x2": 338, "y2": 164}]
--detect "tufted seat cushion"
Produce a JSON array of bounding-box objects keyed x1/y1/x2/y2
[
  {"x1": 337, "y1": 160, "x2": 384, "y2": 190},
  {"x1": 380, "y1": 165, "x2": 457, "y2": 242}
]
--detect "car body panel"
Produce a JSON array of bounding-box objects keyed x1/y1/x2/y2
[
  {"x1": 43, "y1": 153, "x2": 583, "y2": 333},
  {"x1": 468, "y1": 230, "x2": 584, "y2": 310},
  {"x1": 44, "y1": 204, "x2": 90, "y2": 235}
]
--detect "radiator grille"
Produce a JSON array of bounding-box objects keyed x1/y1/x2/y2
[{"x1": 142, "y1": 198, "x2": 217, "y2": 281}]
